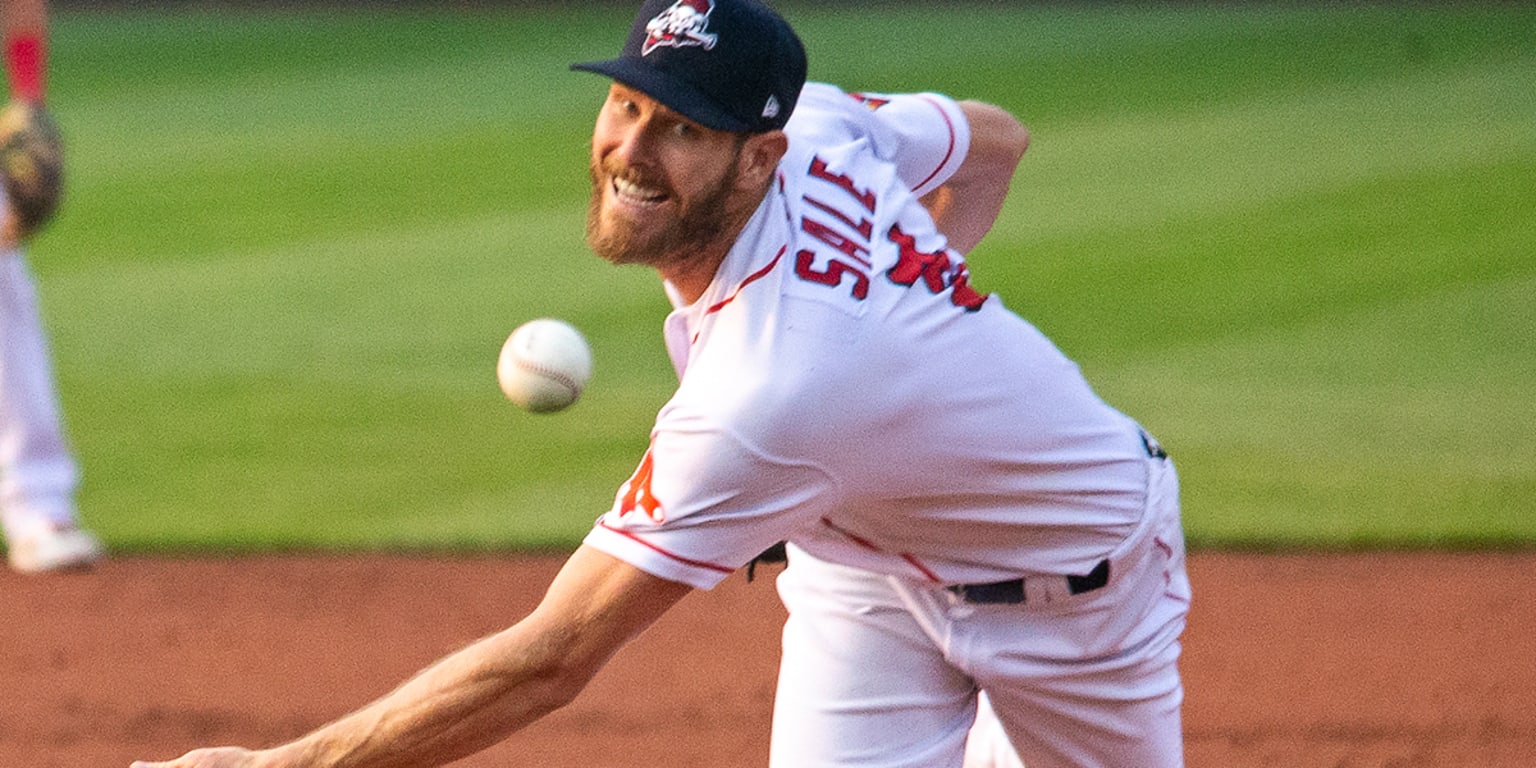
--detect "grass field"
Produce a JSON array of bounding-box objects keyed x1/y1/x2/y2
[{"x1": 29, "y1": 2, "x2": 1535, "y2": 552}]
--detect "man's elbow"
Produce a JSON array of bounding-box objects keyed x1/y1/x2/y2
[
  {"x1": 527, "y1": 670, "x2": 588, "y2": 716},
  {"x1": 523, "y1": 642, "x2": 606, "y2": 714},
  {"x1": 482, "y1": 658, "x2": 590, "y2": 727},
  {"x1": 479, "y1": 623, "x2": 607, "y2": 719},
  {"x1": 960, "y1": 101, "x2": 1030, "y2": 167}
]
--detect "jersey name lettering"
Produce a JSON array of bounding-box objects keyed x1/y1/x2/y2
[
  {"x1": 793, "y1": 155, "x2": 988, "y2": 312},
  {"x1": 808, "y1": 156, "x2": 876, "y2": 213},
  {"x1": 802, "y1": 216, "x2": 872, "y2": 268},
  {"x1": 795, "y1": 155, "x2": 877, "y2": 300},
  {"x1": 795, "y1": 248, "x2": 870, "y2": 299},
  {"x1": 804, "y1": 196, "x2": 874, "y2": 243}
]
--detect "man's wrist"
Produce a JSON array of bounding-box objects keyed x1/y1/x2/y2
[{"x1": 253, "y1": 743, "x2": 303, "y2": 768}]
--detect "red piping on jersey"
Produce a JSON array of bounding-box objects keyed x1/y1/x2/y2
[
  {"x1": 912, "y1": 95, "x2": 959, "y2": 194},
  {"x1": 900, "y1": 553, "x2": 942, "y2": 583},
  {"x1": 703, "y1": 245, "x2": 787, "y2": 316},
  {"x1": 598, "y1": 520, "x2": 735, "y2": 575},
  {"x1": 819, "y1": 517, "x2": 942, "y2": 583},
  {"x1": 692, "y1": 245, "x2": 788, "y2": 344},
  {"x1": 819, "y1": 517, "x2": 879, "y2": 551}
]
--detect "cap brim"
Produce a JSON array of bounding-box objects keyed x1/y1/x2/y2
[{"x1": 571, "y1": 58, "x2": 752, "y2": 134}]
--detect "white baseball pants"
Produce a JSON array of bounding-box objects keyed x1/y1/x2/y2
[
  {"x1": 770, "y1": 458, "x2": 1190, "y2": 768},
  {"x1": 0, "y1": 250, "x2": 80, "y2": 541}
]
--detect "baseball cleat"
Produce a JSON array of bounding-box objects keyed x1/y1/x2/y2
[{"x1": 7, "y1": 524, "x2": 105, "y2": 574}]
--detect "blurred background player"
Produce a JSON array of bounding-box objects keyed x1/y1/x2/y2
[{"x1": 0, "y1": 0, "x2": 102, "y2": 572}]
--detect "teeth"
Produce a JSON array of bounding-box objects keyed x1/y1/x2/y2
[{"x1": 613, "y1": 176, "x2": 665, "y2": 204}]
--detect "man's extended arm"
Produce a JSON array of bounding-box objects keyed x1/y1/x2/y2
[{"x1": 132, "y1": 546, "x2": 693, "y2": 768}]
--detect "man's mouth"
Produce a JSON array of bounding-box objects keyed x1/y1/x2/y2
[{"x1": 611, "y1": 175, "x2": 669, "y2": 207}]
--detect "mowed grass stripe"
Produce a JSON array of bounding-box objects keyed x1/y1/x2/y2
[
  {"x1": 24, "y1": 5, "x2": 1535, "y2": 550},
  {"x1": 1107, "y1": 273, "x2": 1534, "y2": 547}
]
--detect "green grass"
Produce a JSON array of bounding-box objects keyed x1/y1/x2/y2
[{"x1": 27, "y1": 3, "x2": 1536, "y2": 551}]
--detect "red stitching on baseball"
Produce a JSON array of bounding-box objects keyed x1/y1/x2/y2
[{"x1": 513, "y1": 357, "x2": 581, "y2": 399}]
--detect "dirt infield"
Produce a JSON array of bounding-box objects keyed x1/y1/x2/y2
[{"x1": 4, "y1": 551, "x2": 1533, "y2": 767}]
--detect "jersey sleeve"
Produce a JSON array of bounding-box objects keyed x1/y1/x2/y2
[
  {"x1": 583, "y1": 406, "x2": 836, "y2": 590},
  {"x1": 789, "y1": 82, "x2": 972, "y2": 200},
  {"x1": 849, "y1": 89, "x2": 971, "y2": 198}
]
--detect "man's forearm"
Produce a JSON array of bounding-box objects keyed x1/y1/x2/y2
[
  {"x1": 266, "y1": 623, "x2": 590, "y2": 768},
  {"x1": 208, "y1": 546, "x2": 695, "y2": 768}
]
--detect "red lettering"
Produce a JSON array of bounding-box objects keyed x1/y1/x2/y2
[
  {"x1": 947, "y1": 266, "x2": 988, "y2": 312},
  {"x1": 886, "y1": 223, "x2": 952, "y2": 293},
  {"x1": 795, "y1": 249, "x2": 869, "y2": 300},
  {"x1": 618, "y1": 451, "x2": 665, "y2": 523},
  {"x1": 886, "y1": 223, "x2": 989, "y2": 312},
  {"x1": 802, "y1": 216, "x2": 872, "y2": 268},
  {"x1": 808, "y1": 156, "x2": 876, "y2": 213},
  {"x1": 803, "y1": 196, "x2": 874, "y2": 241}
]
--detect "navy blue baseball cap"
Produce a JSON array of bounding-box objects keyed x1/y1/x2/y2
[{"x1": 571, "y1": 0, "x2": 807, "y2": 134}]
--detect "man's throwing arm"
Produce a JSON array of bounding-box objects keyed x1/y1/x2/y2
[
  {"x1": 920, "y1": 101, "x2": 1030, "y2": 255},
  {"x1": 132, "y1": 546, "x2": 693, "y2": 768}
]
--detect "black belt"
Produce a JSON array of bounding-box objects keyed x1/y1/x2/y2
[
  {"x1": 949, "y1": 430, "x2": 1157, "y2": 606},
  {"x1": 948, "y1": 559, "x2": 1110, "y2": 605}
]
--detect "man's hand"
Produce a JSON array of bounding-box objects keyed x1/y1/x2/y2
[
  {"x1": 0, "y1": 98, "x2": 63, "y2": 241},
  {"x1": 130, "y1": 746, "x2": 263, "y2": 768}
]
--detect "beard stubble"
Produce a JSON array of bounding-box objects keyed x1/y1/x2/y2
[{"x1": 585, "y1": 154, "x2": 740, "y2": 270}]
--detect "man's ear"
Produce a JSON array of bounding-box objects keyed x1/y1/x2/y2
[{"x1": 737, "y1": 130, "x2": 788, "y2": 190}]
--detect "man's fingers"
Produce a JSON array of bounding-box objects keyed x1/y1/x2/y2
[{"x1": 129, "y1": 746, "x2": 256, "y2": 768}]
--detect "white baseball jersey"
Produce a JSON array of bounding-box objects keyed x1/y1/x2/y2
[{"x1": 584, "y1": 82, "x2": 1154, "y2": 590}]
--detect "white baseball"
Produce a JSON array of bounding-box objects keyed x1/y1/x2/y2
[{"x1": 497, "y1": 318, "x2": 593, "y2": 413}]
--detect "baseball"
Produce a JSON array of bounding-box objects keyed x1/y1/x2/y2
[{"x1": 497, "y1": 318, "x2": 593, "y2": 413}]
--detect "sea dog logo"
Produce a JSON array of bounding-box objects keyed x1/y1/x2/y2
[{"x1": 642, "y1": 0, "x2": 719, "y2": 56}]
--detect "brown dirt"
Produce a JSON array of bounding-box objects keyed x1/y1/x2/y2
[{"x1": 3, "y1": 551, "x2": 1533, "y2": 767}]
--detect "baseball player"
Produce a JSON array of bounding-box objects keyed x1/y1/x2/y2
[
  {"x1": 0, "y1": 0, "x2": 103, "y2": 573},
  {"x1": 133, "y1": 1, "x2": 1189, "y2": 767}
]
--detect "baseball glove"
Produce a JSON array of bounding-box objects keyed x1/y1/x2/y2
[{"x1": 0, "y1": 99, "x2": 64, "y2": 239}]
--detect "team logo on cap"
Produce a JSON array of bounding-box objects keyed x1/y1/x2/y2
[{"x1": 643, "y1": 0, "x2": 718, "y2": 56}]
